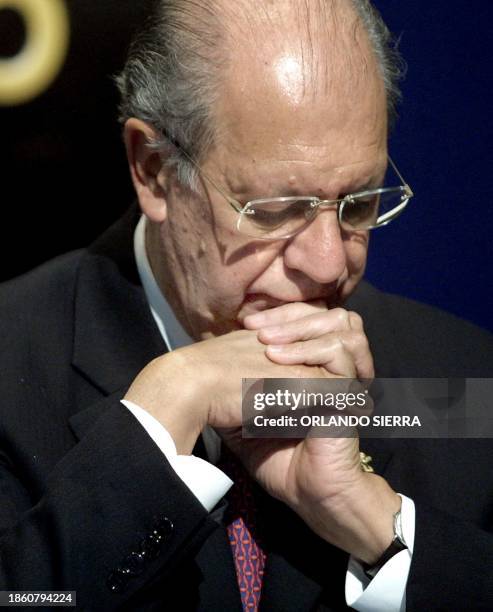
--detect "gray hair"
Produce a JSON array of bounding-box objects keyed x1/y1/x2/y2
[{"x1": 116, "y1": 0, "x2": 405, "y2": 188}]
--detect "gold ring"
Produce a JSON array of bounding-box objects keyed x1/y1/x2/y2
[
  {"x1": 360, "y1": 451, "x2": 374, "y2": 473},
  {"x1": 0, "y1": 0, "x2": 70, "y2": 106}
]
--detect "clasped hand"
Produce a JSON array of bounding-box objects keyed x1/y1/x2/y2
[{"x1": 125, "y1": 302, "x2": 400, "y2": 563}]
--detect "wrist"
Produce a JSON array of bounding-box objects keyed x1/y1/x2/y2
[
  {"x1": 361, "y1": 501, "x2": 408, "y2": 578},
  {"x1": 124, "y1": 352, "x2": 206, "y2": 455},
  {"x1": 310, "y1": 473, "x2": 401, "y2": 564},
  {"x1": 340, "y1": 473, "x2": 402, "y2": 564}
]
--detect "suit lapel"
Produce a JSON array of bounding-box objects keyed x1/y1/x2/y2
[
  {"x1": 71, "y1": 206, "x2": 167, "y2": 396},
  {"x1": 69, "y1": 206, "x2": 167, "y2": 439},
  {"x1": 195, "y1": 527, "x2": 243, "y2": 612}
]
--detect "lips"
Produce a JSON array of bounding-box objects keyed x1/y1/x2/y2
[
  {"x1": 243, "y1": 293, "x2": 287, "y2": 309},
  {"x1": 238, "y1": 291, "x2": 339, "y2": 324},
  {"x1": 244, "y1": 290, "x2": 338, "y2": 306},
  {"x1": 237, "y1": 294, "x2": 283, "y2": 320}
]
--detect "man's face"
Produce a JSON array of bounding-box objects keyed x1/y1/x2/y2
[{"x1": 149, "y1": 18, "x2": 388, "y2": 340}]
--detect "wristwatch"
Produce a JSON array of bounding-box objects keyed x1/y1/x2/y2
[{"x1": 362, "y1": 508, "x2": 408, "y2": 579}]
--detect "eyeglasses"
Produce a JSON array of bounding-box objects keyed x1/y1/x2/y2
[{"x1": 168, "y1": 138, "x2": 414, "y2": 240}]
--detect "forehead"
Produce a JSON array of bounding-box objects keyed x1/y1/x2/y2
[{"x1": 209, "y1": 1, "x2": 388, "y2": 192}]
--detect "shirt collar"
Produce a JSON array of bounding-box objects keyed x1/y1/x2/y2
[
  {"x1": 133, "y1": 214, "x2": 194, "y2": 352},
  {"x1": 133, "y1": 214, "x2": 222, "y2": 462}
]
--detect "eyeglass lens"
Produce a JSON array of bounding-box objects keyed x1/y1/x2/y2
[{"x1": 239, "y1": 189, "x2": 408, "y2": 238}]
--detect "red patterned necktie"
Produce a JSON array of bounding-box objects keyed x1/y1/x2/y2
[{"x1": 219, "y1": 447, "x2": 267, "y2": 611}]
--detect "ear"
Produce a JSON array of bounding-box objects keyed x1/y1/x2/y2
[{"x1": 123, "y1": 118, "x2": 171, "y2": 223}]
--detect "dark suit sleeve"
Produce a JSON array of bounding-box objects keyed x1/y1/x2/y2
[
  {"x1": 0, "y1": 398, "x2": 218, "y2": 610},
  {"x1": 406, "y1": 503, "x2": 493, "y2": 611}
]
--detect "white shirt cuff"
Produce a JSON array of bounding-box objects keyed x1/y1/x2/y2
[
  {"x1": 121, "y1": 400, "x2": 233, "y2": 511},
  {"x1": 345, "y1": 493, "x2": 415, "y2": 612}
]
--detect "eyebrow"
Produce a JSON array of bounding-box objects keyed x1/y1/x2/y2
[
  {"x1": 226, "y1": 165, "x2": 386, "y2": 203},
  {"x1": 270, "y1": 179, "x2": 379, "y2": 199},
  {"x1": 339, "y1": 180, "x2": 381, "y2": 196},
  {"x1": 229, "y1": 181, "x2": 377, "y2": 205}
]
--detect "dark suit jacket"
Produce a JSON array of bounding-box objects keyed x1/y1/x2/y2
[{"x1": 0, "y1": 207, "x2": 492, "y2": 611}]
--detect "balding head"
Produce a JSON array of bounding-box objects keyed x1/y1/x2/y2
[
  {"x1": 220, "y1": 0, "x2": 378, "y2": 100},
  {"x1": 117, "y1": 0, "x2": 402, "y2": 187},
  {"x1": 215, "y1": 0, "x2": 386, "y2": 158}
]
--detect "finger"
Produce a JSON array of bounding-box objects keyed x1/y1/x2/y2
[
  {"x1": 333, "y1": 330, "x2": 374, "y2": 380},
  {"x1": 258, "y1": 308, "x2": 357, "y2": 344},
  {"x1": 266, "y1": 335, "x2": 357, "y2": 378},
  {"x1": 265, "y1": 331, "x2": 374, "y2": 380},
  {"x1": 243, "y1": 300, "x2": 326, "y2": 329},
  {"x1": 311, "y1": 331, "x2": 374, "y2": 380},
  {"x1": 348, "y1": 311, "x2": 364, "y2": 332}
]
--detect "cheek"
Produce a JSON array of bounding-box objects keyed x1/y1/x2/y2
[
  {"x1": 167, "y1": 192, "x2": 283, "y2": 308},
  {"x1": 166, "y1": 198, "x2": 205, "y2": 252},
  {"x1": 202, "y1": 236, "x2": 281, "y2": 316},
  {"x1": 211, "y1": 238, "x2": 279, "y2": 297},
  {"x1": 344, "y1": 232, "x2": 369, "y2": 277}
]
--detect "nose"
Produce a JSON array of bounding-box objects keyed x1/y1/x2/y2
[{"x1": 282, "y1": 209, "x2": 347, "y2": 284}]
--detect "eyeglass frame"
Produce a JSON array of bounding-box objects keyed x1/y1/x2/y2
[{"x1": 162, "y1": 134, "x2": 414, "y2": 240}]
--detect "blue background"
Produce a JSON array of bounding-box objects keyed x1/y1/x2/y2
[{"x1": 367, "y1": 2, "x2": 492, "y2": 332}]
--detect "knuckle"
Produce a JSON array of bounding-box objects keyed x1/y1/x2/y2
[
  {"x1": 334, "y1": 308, "x2": 351, "y2": 327},
  {"x1": 348, "y1": 311, "x2": 363, "y2": 328},
  {"x1": 330, "y1": 336, "x2": 345, "y2": 353}
]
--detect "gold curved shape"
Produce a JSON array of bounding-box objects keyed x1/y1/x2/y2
[{"x1": 0, "y1": 0, "x2": 70, "y2": 106}]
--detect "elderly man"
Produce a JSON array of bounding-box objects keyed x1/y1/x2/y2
[{"x1": 0, "y1": 0, "x2": 492, "y2": 610}]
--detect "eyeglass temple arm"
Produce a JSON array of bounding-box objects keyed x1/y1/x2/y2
[
  {"x1": 388, "y1": 156, "x2": 413, "y2": 196},
  {"x1": 159, "y1": 130, "x2": 244, "y2": 213}
]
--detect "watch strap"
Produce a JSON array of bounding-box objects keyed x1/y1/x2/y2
[{"x1": 362, "y1": 509, "x2": 408, "y2": 579}]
